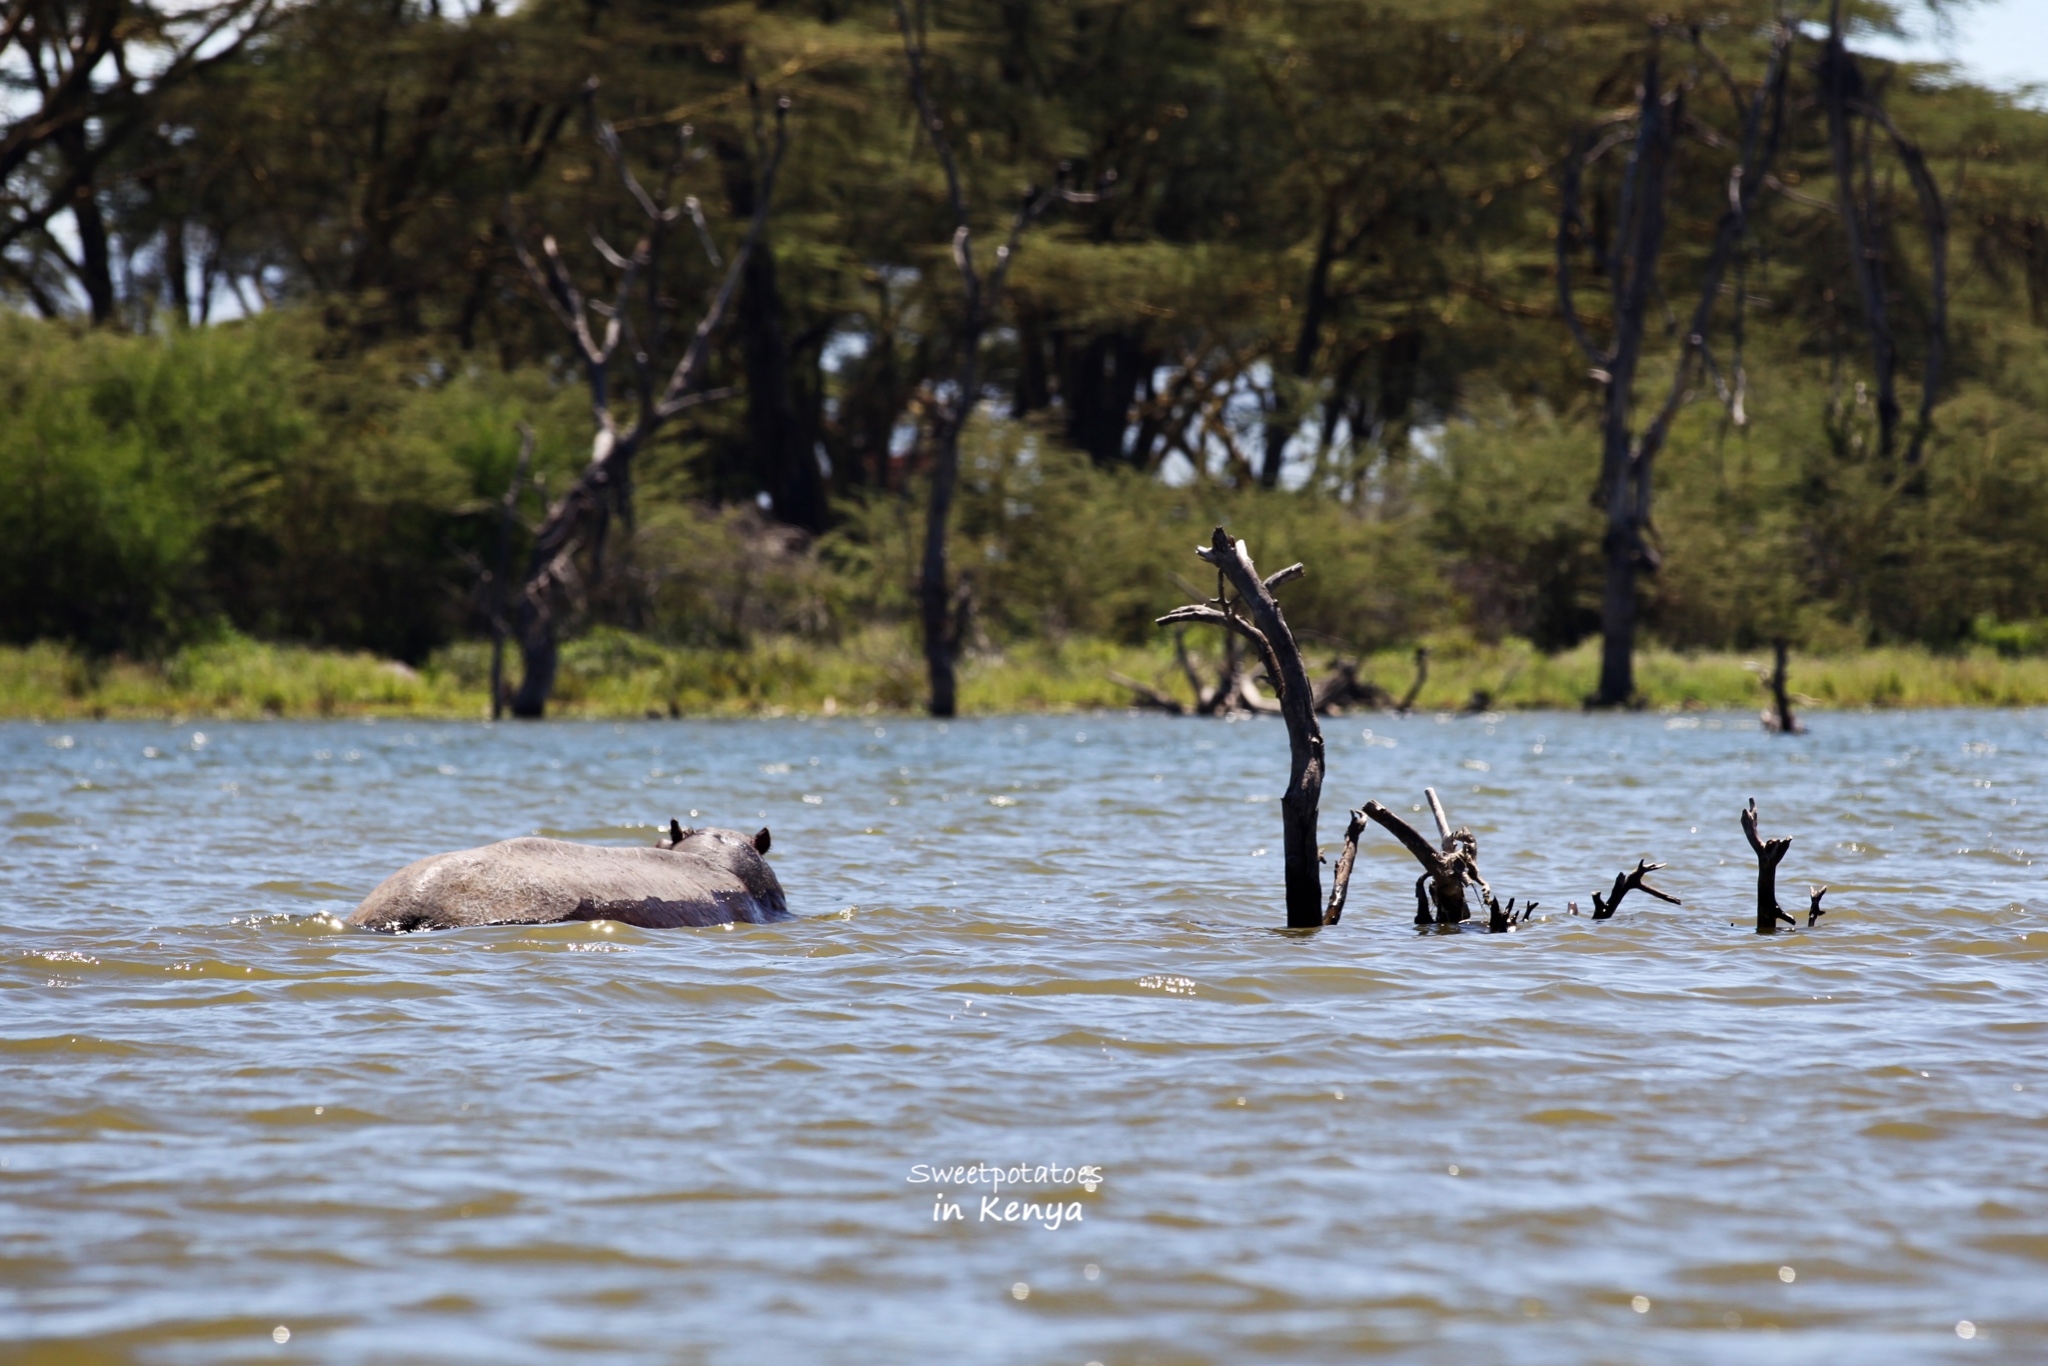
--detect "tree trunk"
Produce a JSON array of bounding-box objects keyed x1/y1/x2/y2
[
  {"x1": 920, "y1": 412, "x2": 965, "y2": 718},
  {"x1": 56, "y1": 125, "x2": 115, "y2": 324},
  {"x1": 509, "y1": 602, "x2": 559, "y2": 719},
  {"x1": 1260, "y1": 203, "x2": 1340, "y2": 489},
  {"x1": 743, "y1": 240, "x2": 826, "y2": 533},
  {"x1": 1159, "y1": 531, "x2": 1325, "y2": 927},
  {"x1": 1596, "y1": 464, "x2": 1642, "y2": 705},
  {"x1": 1821, "y1": 5, "x2": 1900, "y2": 462},
  {"x1": 1062, "y1": 329, "x2": 1151, "y2": 467},
  {"x1": 163, "y1": 217, "x2": 192, "y2": 324},
  {"x1": 1587, "y1": 55, "x2": 1676, "y2": 708}
]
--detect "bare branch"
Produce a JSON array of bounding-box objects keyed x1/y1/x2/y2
[
  {"x1": 1556, "y1": 130, "x2": 1609, "y2": 367},
  {"x1": 1323, "y1": 809, "x2": 1366, "y2": 925},
  {"x1": 1589, "y1": 858, "x2": 1681, "y2": 920},
  {"x1": 651, "y1": 98, "x2": 790, "y2": 423},
  {"x1": 1742, "y1": 798, "x2": 1796, "y2": 933},
  {"x1": 1263, "y1": 562, "x2": 1306, "y2": 593}
]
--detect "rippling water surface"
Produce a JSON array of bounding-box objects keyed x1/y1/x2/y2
[{"x1": 3, "y1": 710, "x2": 2045, "y2": 1364}]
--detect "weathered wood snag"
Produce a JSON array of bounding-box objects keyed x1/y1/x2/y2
[
  {"x1": 1361, "y1": 788, "x2": 1498, "y2": 928},
  {"x1": 1807, "y1": 885, "x2": 1828, "y2": 928},
  {"x1": 1741, "y1": 797, "x2": 1798, "y2": 933},
  {"x1": 1157, "y1": 528, "x2": 1326, "y2": 927},
  {"x1": 1589, "y1": 859, "x2": 1681, "y2": 920},
  {"x1": 1322, "y1": 808, "x2": 1366, "y2": 925},
  {"x1": 1491, "y1": 897, "x2": 1536, "y2": 934}
]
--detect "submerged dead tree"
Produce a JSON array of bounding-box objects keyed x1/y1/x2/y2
[
  {"x1": 504, "y1": 85, "x2": 790, "y2": 718},
  {"x1": 1758, "y1": 638, "x2": 1805, "y2": 735},
  {"x1": 1589, "y1": 859, "x2": 1681, "y2": 920},
  {"x1": 1158, "y1": 528, "x2": 1326, "y2": 927},
  {"x1": 1362, "y1": 787, "x2": 1500, "y2": 929},
  {"x1": 1741, "y1": 797, "x2": 1798, "y2": 933}
]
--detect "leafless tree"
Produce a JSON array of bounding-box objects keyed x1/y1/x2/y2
[
  {"x1": 504, "y1": 83, "x2": 789, "y2": 718},
  {"x1": 892, "y1": 0, "x2": 1096, "y2": 716},
  {"x1": 1559, "y1": 23, "x2": 1790, "y2": 706},
  {"x1": 1158, "y1": 529, "x2": 1326, "y2": 927}
]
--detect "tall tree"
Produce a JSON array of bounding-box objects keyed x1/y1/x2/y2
[
  {"x1": 1819, "y1": 0, "x2": 1948, "y2": 467},
  {"x1": 504, "y1": 85, "x2": 789, "y2": 717},
  {"x1": 0, "y1": 0, "x2": 273, "y2": 319},
  {"x1": 1558, "y1": 20, "x2": 1789, "y2": 706},
  {"x1": 892, "y1": 0, "x2": 1086, "y2": 716}
]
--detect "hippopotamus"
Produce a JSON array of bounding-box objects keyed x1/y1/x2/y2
[{"x1": 346, "y1": 820, "x2": 791, "y2": 932}]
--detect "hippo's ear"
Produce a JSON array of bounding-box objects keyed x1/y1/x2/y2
[{"x1": 753, "y1": 827, "x2": 772, "y2": 855}]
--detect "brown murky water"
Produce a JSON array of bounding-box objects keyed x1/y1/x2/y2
[{"x1": 2, "y1": 711, "x2": 2044, "y2": 1363}]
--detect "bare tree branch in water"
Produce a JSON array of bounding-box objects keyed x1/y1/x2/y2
[
  {"x1": 1741, "y1": 797, "x2": 1797, "y2": 934},
  {"x1": 1158, "y1": 527, "x2": 1326, "y2": 927}
]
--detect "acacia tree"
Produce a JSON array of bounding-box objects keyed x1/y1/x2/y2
[
  {"x1": 0, "y1": 0, "x2": 273, "y2": 319},
  {"x1": 1558, "y1": 21, "x2": 1789, "y2": 706},
  {"x1": 505, "y1": 84, "x2": 789, "y2": 718}
]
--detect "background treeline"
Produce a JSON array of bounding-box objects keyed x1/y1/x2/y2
[{"x1": 5, "y1": 0, "x2": 2048, "y2": 686}]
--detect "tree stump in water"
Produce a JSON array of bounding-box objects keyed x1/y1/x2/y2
[
  {"x1": 1741, "y1": 797, "x2": 1798, "y2": 933},
  {"x1": 1157, "y1": 528, "x2": 1325, "y2": 927},
  {"x1": 1361, "y1": 788, "x2": 1499, "y2": 928}
]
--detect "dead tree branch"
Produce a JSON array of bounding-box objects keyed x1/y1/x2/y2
[
  {"x1": 1741, "y1": 797, "x2": 1797, "y2": 933},
  {"x1": 1323, "y1": 808, "x2": 1366, "y2": 925},
  {"x1": 1589, "y1": 858, "x2": 1681, "y2": 920},
  {"x1": 1491, "y1": 897, "x2": 1536, "y2": 933},
  {"x1": 1361, "y1": 787, "x2": 1501, "y2": 928},
  {"x1": 1108, "y1": 671, "x2": 1186, "y2": 714},
  {"x1": 1157, "y1": 527, "x2": 1326, "y2": 926}
]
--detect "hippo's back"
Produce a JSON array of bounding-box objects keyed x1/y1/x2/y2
[{"x1": 346, "y1": 837, "x2": 790, "y2": 932}]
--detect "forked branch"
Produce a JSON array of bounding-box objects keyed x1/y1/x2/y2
[
  {"x1": 1589, "y1": 859, "x2": 1681, "y2": 920},
  {"x1": 1742, "y1": 797, "x2": 1797, "y2": 933},
  {"x1": 1157, "y1": 527, "x2": 1327, "y2": 927}
]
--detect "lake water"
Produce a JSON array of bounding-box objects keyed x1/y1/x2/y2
[{"x1": 2, "y1": 710, "x2": 2044, "y2": 1364}]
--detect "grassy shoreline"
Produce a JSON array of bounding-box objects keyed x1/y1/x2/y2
[{"x1": 5, "y1": 630, "x2": 2048, "y2": 721}]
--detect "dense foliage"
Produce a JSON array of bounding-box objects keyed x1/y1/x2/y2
[{"x1": 4, "y1": 0, "x2": 2048, "y2": 668}]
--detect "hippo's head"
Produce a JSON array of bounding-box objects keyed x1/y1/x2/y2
[{"x1": 658, "y1": 819, "x2": 784, "y2": 911}]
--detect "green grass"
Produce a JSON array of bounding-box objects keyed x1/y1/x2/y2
[{"x1": 4, "y1": 630, "x2": 2048, "y2": 720}]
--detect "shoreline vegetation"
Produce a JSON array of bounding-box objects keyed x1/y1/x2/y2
[{"x1": 6, "y1": 631, "x2": 2048, "y2": 721}]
